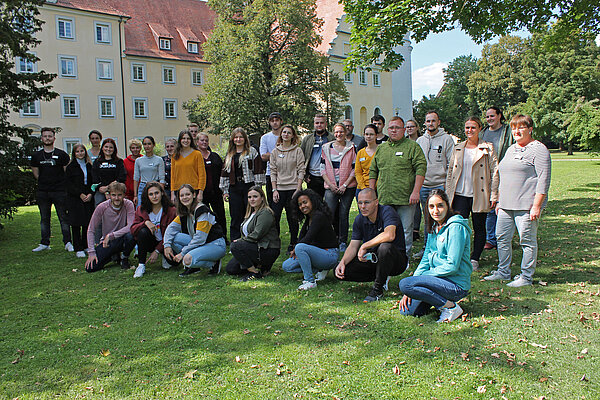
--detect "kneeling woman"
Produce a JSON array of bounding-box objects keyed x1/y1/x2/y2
[
  {"x1": 163, "y1": 184, "x2": 226, "y2": 277},
  {"x1": 225, "y1": 186, "x2": 280, "y2": 281},
  {"x1": 130, "y1": 182, "x2": 177, "y2": 278},
  {"x1": 282, "y1": 189, "x2": 338, "y2": 290},
  {"x1": 398, "y1": 189, "x2": 472, "y2": 322}
]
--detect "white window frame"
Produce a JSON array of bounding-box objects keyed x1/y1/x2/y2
[
  {"x1": 191, "y1": 68, "x2": 203, "y2": 86},
  {"x1": 60, "y1": 94, "x2": 80, "y2": 118},
  {"x1": 133, "y1": 97, "x2": 148, "y2": 119},
  {"x1": 56, "y1": 16, "x2": 75, "y2": 40},
  {"x1": 16, "y1": 53, "x2": 37, "y2": 73},
  {"x1": 359, "y1": 69, "x2": 367, "y2": 85},
  {"x1": 373, "y1": 71, "x2": 381, "y2": 87},
  {"x1": 63, "y1": 138, "x2": 81, "y2": 155},
  {"x1": 344, "y1": 71, "x2": 353, "y2": 83},
  {"x1": 20, "y1": 100, "x2": 40, "y2": 117},
  {"x1": 94, "y1": 21, "x2": 112, "y2": 44},
  {"x1": 187, "y1": 41, "x2": 199, "y2": 53},
  {"x1": 58, "y1": 55, "x2": 77, "y2": 79},
  {"x1": 159, "y1": 38, "x2": 171, "y2": 50},
  {"x1": 98, "y1": 96, "x2": 116, "y2": 119},
  {"x1": 131, "y1": 62, "x2": 146, "y2": 82},
  {"x1": 162, "y1": 65, "x2": 176, "y2": 84},
  {"x1": 163, "y1": 99, "x2": 178, "y2": 119},
  {"x1": 96, "y1": 58, "x2": 114, "y2": 81}
]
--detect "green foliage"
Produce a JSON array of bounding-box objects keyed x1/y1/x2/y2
[
  {"x1": 0, "y1": 0, "x2": 57, "y2": 225},
  {"x1": 413, "y1": 55, "x2": 479, "y2": 137},
  {"x1": 341, "y1": 0, "x2": 600, "y2": 70},
  {"x1": 566, "y1": 99, "x2": 600, "y2": 152},
  {"x1": 184, "y1": 0, "x2": 348, "y2": 137}
]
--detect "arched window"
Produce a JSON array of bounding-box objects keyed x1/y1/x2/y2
[
  {"x1": 344, "y1": 105, "x2": 353, "y2": 122},
  {"x1": 374, "y1": 107, "x2": 381, "y2": 116}
]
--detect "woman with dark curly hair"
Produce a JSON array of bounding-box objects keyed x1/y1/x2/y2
[
  {"x1": 130, "y1": 182, "x2": 177, "y2": 278},
  {"x1": 282, "y1": 189, "x2": 339, "y2": 290}
]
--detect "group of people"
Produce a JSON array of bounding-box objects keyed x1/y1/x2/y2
[{"x1": 30, "y1": 107, "x2": 550, "y2": 323}]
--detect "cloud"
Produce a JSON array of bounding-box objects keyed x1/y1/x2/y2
[{"x1": 412, "y1": 62, "x2": 447, "y2": 99}]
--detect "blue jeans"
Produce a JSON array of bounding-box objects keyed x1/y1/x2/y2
[
  {"x1": 419, "y1": 185, "x2": 444, "y2": 246},
  {"x1": 171, "y1": 233, "x2": 226, "y2": 269},
  {"x1": 324, "y1": 187, "x2": 356, "y2": 245},
  {"x1": 137, "y1": 182, "x2": 147, "y2": 206},
  {"x1": 398, "y1": 275, "x2": 468, "y2": 316},
  {"x1": 282, "y1": 243, "x2": 339, "y2": 283},
  {"x1": 393, "y1": 204, "x2": 415, "y2": 256},
  {"x1": 486, "y1": 210, "x2": 497, "y2": 246}
]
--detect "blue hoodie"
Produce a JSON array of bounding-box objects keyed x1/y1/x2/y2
[{"x1": 413, "y1": 214, "x2": 472, "y2": 291}]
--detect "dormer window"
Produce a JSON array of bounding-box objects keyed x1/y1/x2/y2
[
  {"x1": 187, "y1": 41, "x2": 199, "y2": 53},
  {"x1": 159, "y1": 38, "x2": 171, "y2": 50}
]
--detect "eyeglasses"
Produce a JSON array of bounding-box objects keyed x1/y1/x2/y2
[{"x1": 388, "y1": 126, "x2": 405, "y2": 131}]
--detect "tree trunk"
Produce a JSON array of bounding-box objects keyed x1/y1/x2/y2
[{"x1": 568, "y1": 141, "x2": 573, "y2": 155}]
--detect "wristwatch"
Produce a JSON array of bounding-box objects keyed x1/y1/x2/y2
[
  {"x1": 342, "y1": 183, "x2": 347, "y2": 188},
  {"x1": 272, "y1": 188, "x2": 277, "y2": 192}
]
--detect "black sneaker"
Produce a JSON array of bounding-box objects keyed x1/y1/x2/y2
[
  {"x1": 208, "y1": 260, "x2": 221, "y2": 275},
  {"x1": 179, "y1": 268, "x2": 201, "y2": 277},
  {"x1": 120, "y1": 257, "x2": 131, "y2": 270},
  {"x1": 240, "y1": 271, "x2": 262, "y2": 282},
  {"x1": 363, "y1": 288, "x2": 384, "y2": 303}
]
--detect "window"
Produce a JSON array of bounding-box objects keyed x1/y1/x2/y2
[
  {"x1": 96, "y1": 59, "x2": 113, "y2": 80},
  {"x1": 359, "y1": 69, "x2": 367, "y2": 85},
  {"x1": 63, "y1": 138, "x2": 81, "y2": 155},
  {"x1": 344, "y1": 71, "x2": 352, "y2": 83},
  {"x1": 17, "y1": 55, "x2": 36, "y2": 73},
  {"x1": 94, "y1": 22, "x2": 111, "y2": 44},
  {"x1": 344, "y1": 105, "x2": 353, "y2": 122},
  {"x1": 21, "y1": 100, "x2": 40, "y2": 117},
  {"x1": 163, "y1": 99, "x2": 177, "y2": 119},
  {"x1": 58, "y1": 55, "x2": 77, "y2": 78},
  {"x1": 99, "y1": 96, "x2": 115, "y2": 118},
  {"x1": 187, "y1": 42, "x2": 199, "y2": 53},
  {"x1": 133, "y1": 97, "x2": 148, "y2": 119},
  {"x1": 131, "y1": 63, "x2": 146, "y2": 82},
  {"x1": 343, "y1": 42, "x2": 351, "y2": 56},
  {"x1": 373, "y1": 71, "x2": 381, "y2": 87},
  {"x1": 159, "y1": 38, "x2": 171, "y2": 50},
  {"x1": 191, "y1": 69, "x2": 203, "y2": 85},
  {"x1": 162, "y1": 65, "x2": 175, "y2": 84},
  {"x1": 374, "y1": 107, "x2": 381, "y2": 116},
  {"x1": 56, "y1": 16, "x2": 74, "y2": 39},
  {"x1": 61, "y1": 95, "x2": 80, "y2": 118}
]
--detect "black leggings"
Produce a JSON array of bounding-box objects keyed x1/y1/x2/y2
[
  {"x1": 225, "y1": 239, "x2": 280, "y2": 274},
  {"x1": 271, "y1": 189, "x2": 299, "y2": 245},
  {"x1": 452, "y1": 194, "x2": 487, "y2": 261}
]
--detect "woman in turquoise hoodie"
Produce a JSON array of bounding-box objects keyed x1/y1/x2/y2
[{"x1": 399, "y1": 189, "x2": 472, "y2": 322}]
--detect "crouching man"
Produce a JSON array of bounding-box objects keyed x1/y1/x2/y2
[
  {"x1": 335, "y1": 188, "x2": 408, "y2": 302},
  {"x1": 85, "y1": 182, "x2": 135, "y2": 272}
]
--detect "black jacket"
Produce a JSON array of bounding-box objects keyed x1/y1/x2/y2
[{"x1": 65, "y1": 161, "x2": 94, "y2": 226}]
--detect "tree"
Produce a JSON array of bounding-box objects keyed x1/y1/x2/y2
[
  {"x1": 566, "y1": 99, "x2": 600, "y2": 153},
  {"x1": 467, "y1": 36, "x2": 529, "y2": 114},
  {"x1": 341, "y1": 0, "x2": 600, "y2": 70},
  {"x1": 0, "y1": 0, "x2": 57, "y2": 224},
  {"x1": 185, "y1": 0, "x2": 348, "y2": 136}
]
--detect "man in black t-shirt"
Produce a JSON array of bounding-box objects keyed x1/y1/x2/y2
[
  {"x1": 30, "y1": 127, "x2": 72, "y2": 252},
  {"x1": 335, "y1": 188, "x2": 408, "y2": 302}
]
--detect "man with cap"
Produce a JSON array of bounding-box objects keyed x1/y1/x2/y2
[{"x1": 260, "y1": 112, "x2": 283, "y2": 206}]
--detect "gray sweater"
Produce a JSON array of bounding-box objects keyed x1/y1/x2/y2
[
  {"x1": 133, "y1": 155, "x2": 165, "y2": 183},
  {"x1": 416, "y1": 128, "x2": 455, "y2": 188},
  {"x1": 496, "y1": 141, "x2": 551, "y2": 210}
]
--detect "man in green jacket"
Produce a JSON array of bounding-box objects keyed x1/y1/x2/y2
[{"x1": 369, "y1": 116, "x2": 427, "y2": 256}]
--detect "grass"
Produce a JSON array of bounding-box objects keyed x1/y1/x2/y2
[{"x1": 1, "y1": 159, "x2": 599, "y2": 399}]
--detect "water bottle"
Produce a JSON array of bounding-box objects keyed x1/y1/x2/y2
[{"x1": 364, "y1": 252, "x2": 378, "y2": 263}]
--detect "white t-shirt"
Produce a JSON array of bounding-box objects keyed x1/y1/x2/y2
[
  {"x1": 455, "y1": 147, "x2": 476, "y2": 197},
  {"x1": 149, "y1": 208, "x2": 163, "y2": 241},
  {"x1": 241, "y1": 212, "x2": 256, "y2": 237}
]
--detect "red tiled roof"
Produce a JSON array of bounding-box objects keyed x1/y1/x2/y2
[
  {"x1": 315, "y1": 0, "x2": 344, "y2": 55},
  {"x1": 48, "y1": 0, "x2": 129, "y2": 17}
]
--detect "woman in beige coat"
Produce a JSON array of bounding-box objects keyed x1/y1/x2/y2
[{"x1": 446, "y1": 117, "x2": 498, "y2": 270}]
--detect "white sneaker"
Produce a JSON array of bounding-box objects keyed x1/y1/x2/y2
[
  {"x1": 383, "y1": 276, "x2": 391, "y2": 291},
  {"x1": 32, "y1": 244, "x2": 50, "y2": 252},
  {"x1": 437, "y1": 304, "x2": 463, "y2": 323},
  {"x1": 506, "y1": 275, "x2": 532, "y2": 288},
  {"x1": 314, "y1": 270, "x2": 328, "y2": 282},
  {"x1": 133, "y1": 264, "x2": 146, "y2": 278},
  {"x1": 76, "y1": 251, "x2": 86, "y2": 258},
  {"x1": 298, "y1": 280, "x2": 317, "y2": 290},
  {"x1": 483, "y1": 270, "x2": 511, "y2": 281},
  {"x1": 471, "y1": 260, "x2": 479, "y2": 270},
  {"x1": 65, "y1": 242, "x2": 74, "y2": 252},
  {"x1": 162, "y1": 256, "x2": 171, "y2": 269}
]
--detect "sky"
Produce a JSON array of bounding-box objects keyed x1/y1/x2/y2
[{"x1": 410, "y1": 29, "x2": 484, "y2": 101}]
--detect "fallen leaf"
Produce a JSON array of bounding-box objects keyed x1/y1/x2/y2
[
  {"x1": 539, "y1": 377, "x2": 548, "y2": 382},
  {"x1": 276, "y1": 368, "x2": 282, "y2": 375},
  {"x1": 461, "y1": 352, "x2": 469, "y2": 361},
  {"x1": 392, "y1": 365, "x2": 401, "y2": 375},
  {"x1": 530, "y1": 342, "x2": 548, "y2": 349},
  {"x1": 183, "y1": 369, "x2": 197, "y2": 379},
  {"x1": 250, "y1": 364, "x2": 259, "y2": 368},
  {"x1": 500, "y1": 385, "x2": 508, "y2": 394},
  {"x1": 342, "y1": 360, "x2": 350, "y2": 365},
  {"x1": 235, "y1": 356, "x2": 242, "y2": 363},
  {"x1": 491, "y1": 353, "x2": 500, "y2": 358},
  {"x1": 11, "y1": 358, "x2": 19, "y2": 364},
  {"x1": 243, "y1": 329, "x2": 251, "y2": 335},
  {"x1": 539, "y1": 281, "x2": 547, "y2": 286},
  {"x1": 102, "y1": 323, "x2": 111, "y2": 328},
  {"x1": 72, "y1": 269, "x2": 78, "y2": 272},
  {"x1": 581, "y1": 348, "x2": 589, "y2": 354},
  {"x1": 100, "y1": 349, "x2": 110, "y2": 357},
  {"x1": 581, "y1": 374, "x2": 588, "y2": 382},
  {"x1": 477, "y1": 385, "x2": 486, "y2": 393}
]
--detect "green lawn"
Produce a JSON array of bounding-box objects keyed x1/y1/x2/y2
[{"x1": 1, "y1": 159, "x2": 599, "y2": 399}]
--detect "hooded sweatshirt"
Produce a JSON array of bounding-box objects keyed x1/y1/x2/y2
[
  {"x1": 269, "y1": 143, "x2": 305, "y2": 191},
  {"x1": 416, "y1": 128, "x2": 455, "y2": 188},
  {"x1": 413, "y1": 214, "x2": 472, "y2": 291}
]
